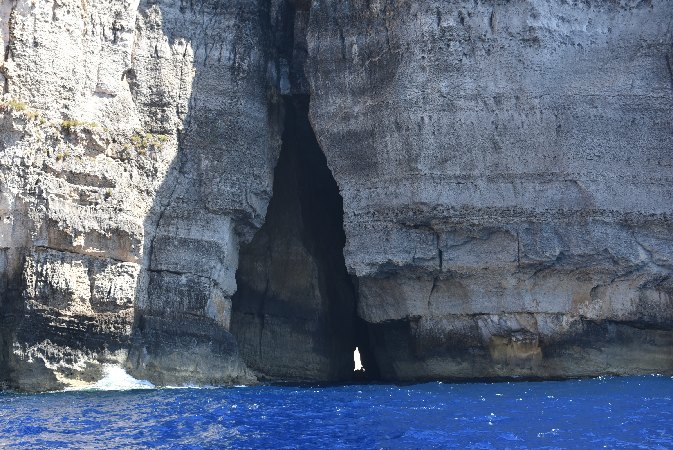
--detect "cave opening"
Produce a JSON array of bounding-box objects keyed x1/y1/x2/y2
[{"x1": 230, "y1": 95, "x2": 379, "y2": 383}]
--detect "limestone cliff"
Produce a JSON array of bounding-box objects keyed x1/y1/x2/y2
[
  {"x1": 307, "y1": 0, "x2": 673, "y2": 379},
  {"x1": 0, "y1": 0, "x2": 278, "y2": 390},
  {"x1": 0, "y1": 0, "x2": 672, "y2": 391}
]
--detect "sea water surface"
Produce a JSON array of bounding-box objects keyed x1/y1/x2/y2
[{"x1": 0, "y1": 372, "x2": 671, "y2": 449}]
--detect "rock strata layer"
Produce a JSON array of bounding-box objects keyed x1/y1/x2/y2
[
  {"x1": 307, "y1": 0, "x2": 673, "y2": 379},
  {"x1": 0, "y1": 0, "x2": 672, "y2": 390},
  {"x1": 0, "y1": 0, "x2": 279, "y2": 390}
]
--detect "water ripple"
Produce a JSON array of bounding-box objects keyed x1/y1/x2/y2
[{"x1": 0, "y1": 376, "x2": 671, "y2": 448}]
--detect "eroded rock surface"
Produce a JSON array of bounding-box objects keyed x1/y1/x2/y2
[
  {"x1": 0, "y1": 0, "x2": 672, "y2": 390},
  {"x1": 307, "y1": 0, "x2": 673, "y2": 380},
  {"x1": 0, "y1": 0, "x2": 280, "y2": 390}
]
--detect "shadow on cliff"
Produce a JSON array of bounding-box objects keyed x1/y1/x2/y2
[
  {"x1": 0, "y1": 261, "x2": 23, "y2": 388},
  {"x1": 126, "y1": 0, "x2": 378, "y2": 385},
  {"x1": 126, "y1": 0, "x2": 281, "y2": 385},
  {"x1": 228, "y1": 0, "x2": 380, "y2": 382},
  {"x1": 230, "y1": 95, "x2": 361, "y2": 382}
]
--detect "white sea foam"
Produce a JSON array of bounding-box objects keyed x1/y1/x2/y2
[{"x1": 65, "y1": 365, "x2": 155, "y2": 391}]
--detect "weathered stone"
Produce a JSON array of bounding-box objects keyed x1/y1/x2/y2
[
  {"x1": 1, "y1": 0, "x2": 672, "y2": 390},
  {"x1": 0, "y1": 0, "x2": 281, "y2": 389},
  {"x1": 306, "y1": 0, "x2": 673, "y2": 379}
]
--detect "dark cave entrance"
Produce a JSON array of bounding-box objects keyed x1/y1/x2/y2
[{"x1": 230, "y1": 96, "x2": 379, "y2": 382}]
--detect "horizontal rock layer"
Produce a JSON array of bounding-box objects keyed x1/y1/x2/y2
[
  {"x1": 307, "y1": 0, "x2": 673, "y2": 379},
  {"x1": 0, "y1": 0, "x2": 672, "y2": 390},
  {"x1": 0, "y1": 0, "x2": 279, "y2": 390}
]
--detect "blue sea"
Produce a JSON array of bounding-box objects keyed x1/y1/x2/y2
[{"x1": 0, "y1": 373, "x2": 671, "y2": 449}]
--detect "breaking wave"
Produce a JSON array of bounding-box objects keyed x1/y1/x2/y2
[{"x1": 67, "y1": 365, "x2": 155, "y2": 391}]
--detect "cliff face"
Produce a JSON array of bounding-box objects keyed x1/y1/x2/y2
[
  {"x1": 1, "y1": 0, "x2": 672, "y2": 390},
  {"x1": 0, "y1": 0, "x2": 278, "y2": 390},
  {"x1": 307, "y1": 0, "x2": 673, "y2": 379}
]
